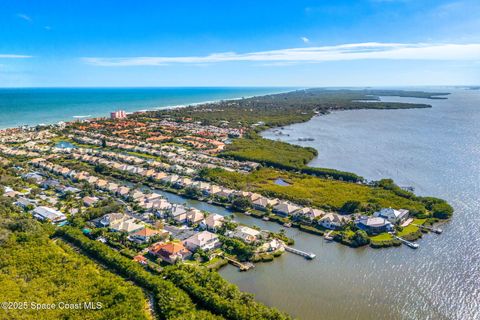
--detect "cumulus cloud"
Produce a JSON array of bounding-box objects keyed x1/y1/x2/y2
[
  {"x1": 301, "y1": 37, "x2": 310, "y2": 43},
  {"x1": 83, "y1": 42, "x2": 480, "y2": 66}
]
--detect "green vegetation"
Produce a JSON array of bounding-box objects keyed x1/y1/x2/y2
[
  {"x1": 222, "y1": 134, "x2": 318, "y2": 168},
  {"x1": 143, "y1": 89, "x2": 445, "y2": 129},
  {"x1": 200, "y1": 167, "x2": 433, "y2": 213},
  {"x1": 0, "y1": 194, "x2": 151, "y2": 320},
  {"x1": 220, "y1": 134, "x2": 362, "y2": 182},
  {"x1": 164, "y1": 264, "x2": 290, "y2": 320},
  {"x1": 56, "y1": 227, "x2": 218, "y2": 320}
]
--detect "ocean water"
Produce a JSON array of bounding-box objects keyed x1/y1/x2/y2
[
  {"x1": 0, "y1": 87, "x2": 290, "y2": 129},
  {"x1": 218, "y1": 88, "x2": 480, "y2": 320}
]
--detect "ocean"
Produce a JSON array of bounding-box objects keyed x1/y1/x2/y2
[{"x1": 0, "y1": 87, "x2": 291, "y2": 129}]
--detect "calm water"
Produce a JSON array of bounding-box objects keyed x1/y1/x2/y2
[
  {"x1": 218, "y1": 89, "x2": 480, "y2": 320},
  {"x1": 0, "y1": 87, "x2": 289, "y2": 129}
]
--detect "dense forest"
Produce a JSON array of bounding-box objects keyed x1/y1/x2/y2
[{"x1": 143, "y1": 89, "x2": 449, "y2": 128}]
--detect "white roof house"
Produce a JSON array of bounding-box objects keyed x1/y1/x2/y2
[
  {"x1": 32, "y1": 206, "x2": 66, "y2": 223},
  {"x1": 228, "y1": 225, "x2": 261, "y2": 243},
  {"x1": 183, "y1": 231, "x2": 221, "y2": 252},
  {"x1": 319, "y1": 213, "x2": 347, "y2": 230},
  {"x1": 273, "y1": 201, "x2": 301, "y2": 216},
  {"x1": 374, "y1": 208, "x2": 410, "y2": 224}
]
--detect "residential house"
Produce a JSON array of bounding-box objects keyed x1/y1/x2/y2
[
  {"x1": 183, "y1": 231, "x2": 221, "y2": 252},
  {"x1": 373, "y1": 208, "x2": 410, "y2": 224},
  {"x1": 149, "y1": 242, "x2": 191, "y2": 264},
  {"x1": 186, "y1": 208, "x2": 204, "y2": 225},
  {"x1": 32, "y1": 206, "x2": 66, "y2": 223},
  {"x1": 82, "y1": 196, "x2": 99, "y2": 207},
  {"x1": 170, "y1": 204, "x2": 188, "y2": 223},
  {"x1": 203, "y1": 213, "x2": 225, "y2": 232},
  {"x1": 110, "y1": 217, "x2": 144, "y2": 234},
  {"x1": 129, "y1": 227, "x2": 167, "y2": 243},
  {"x1": 252, "y1": 197, "x2": 279, "y2": 211},
  {"x1": 273, "y1": 201, "x2": 301, "y2": 217},
  {"x1": 227, "y1": 225, "x2": 261, "y2": 243},
  {"x1": 295, "y1": 207, "x2": 325, "y2": 221},
  {"x1": 319, "y1": 213, "x2": 347, "y2": 230},
  {"x1": 356, "y1": 216, "x2": 394, "y2": 235}
]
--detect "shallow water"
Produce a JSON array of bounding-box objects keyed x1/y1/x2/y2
[{"x1": 218, "y1": 89, "x2": 480, "y2": 320}]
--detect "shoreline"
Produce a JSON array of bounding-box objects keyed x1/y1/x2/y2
[{"x1": 0, "y1": 87, "x2": 296, "y2": 130}]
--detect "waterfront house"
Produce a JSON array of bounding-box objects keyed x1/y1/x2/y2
[
  {"x1": 227, "y1": 225, "x2": 261, "y2": 243},
  {"x1": 373, "y1": 208, "x2": 410, "y2": 224},
  {"x1": 252, "y1": 197, "x2": 279, "y2": 211},
  {"x1": 273, "y1": 201, "x2": 301, "y2": 217},
  {"x1": 32, "y1": 206, "x2": 66, "y2": 223},
  {"x1": 149, "y1": 242, "x2": 192, "y2": 264},
  {"x1": 318, "y1": 213, "x2": 347, "y2": 230},
  {"x1": 356, "y1": 217, "x2": 394, "y2": 235},
  {"x1": 295, "y1": 207, "x2": 325, "y2": 221},
  {"x1": 183, "y1": 231, "x2": 221, "y2": 252}
]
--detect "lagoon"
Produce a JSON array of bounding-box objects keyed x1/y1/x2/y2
[{"x1": 217, "y1": 88, "x2": 480, "y2": 320}]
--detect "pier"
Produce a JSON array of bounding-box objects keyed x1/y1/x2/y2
[
  {"x1": 224, "y1": 256, "x2": 255, "y2": 271},
  {"x1": 412, "y1": 224, "x2": 443, "y2": 234},
  {"x1": 392, "y1": 235, "x2": 419, "y2": 249},
  {"x1": 284, "y1": 246, "x2": 316, "y2": 259}
]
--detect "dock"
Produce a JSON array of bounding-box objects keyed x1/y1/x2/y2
[
  {"x1": 392, "y1": 235, "x2": 419, "y2": 249},
  {"x1": 412, "y1": 224, "x2": 443, "y2": 234},
  {"x1": 324, "y1": 231, "x2": 334, "y2": 241},
  {"x1": 224, "y1": 256, "x2": 254, "y2": 271},
  {"x1": 284, "y1": 246, "x2": 316, "y2": 259}
]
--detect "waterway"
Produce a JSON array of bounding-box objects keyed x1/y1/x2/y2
[{"x1": 211, "y1": 88, "x2": 480, "y2": 320}]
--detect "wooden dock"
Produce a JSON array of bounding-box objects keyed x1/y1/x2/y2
[
  {"x1": 224, "y1": 256, "x2": 254, "y2": 271},
  {"x1": 284, "y1": 246, "x2": 316, "y2": 259},
  {"x1": 412, "y1": 223, "x2": 443, "y2": 234}
]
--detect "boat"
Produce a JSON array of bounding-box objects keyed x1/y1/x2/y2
[
  {"x1": 298, "y1": 137, "x2": 315, "y2": 141},
  {"x1": 262, "y1": 216, "x2": 270, "y2": 221},
  {"x1": 283, "y1": 222, "x2": 292, "y2": 228}
]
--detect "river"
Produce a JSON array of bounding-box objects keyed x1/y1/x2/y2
[{"x1": 213, "y1": 88, "x2": 480, "y2": 320}]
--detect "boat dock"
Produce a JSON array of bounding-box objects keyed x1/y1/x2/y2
[
  {"x1": 412, "y1": 224, "x2": 443, "y2": 234},
  {"x1": 324, "y1": 231, "x2": 334, "y2": 241},
  {"x1": 284, "y1": 246, "x2": 316, "y2": 259},
  {"x1": 392, "y1": 235, "x2": 419, "y2": 249},
  {"x1": 224, "y1": 256, "x2": 254, "y2": 271}
]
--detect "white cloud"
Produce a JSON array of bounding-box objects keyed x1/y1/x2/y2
[
  {"x1": 44, "y1": 26, "x2": 52, "y2": 31},
  {"x1": 17, "y1": 13, "x2": 32, "y2": 22},
  {"x1": 83, "y1": 42, "x2": 480, "y2": 67},
  {"x1": 301, "y1": 37, "x2": 310, "y2": 43},
  {"x1": 0, "y1": 54, "x2": 32, "y2": 59}
]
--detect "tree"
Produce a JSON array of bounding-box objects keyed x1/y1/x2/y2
[
  {"x1": 352, "y1": 230, "x2": 370, "y2": 247},
  {"x1": 231, "y1": 196, "x2": 252, "y2": 212}
]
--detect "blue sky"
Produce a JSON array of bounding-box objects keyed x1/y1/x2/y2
[{"x1": 1, "y1": 0, "x2": 479, "y2": 87}]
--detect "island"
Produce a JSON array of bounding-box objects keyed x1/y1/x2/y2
[{"x1": 0, "y1": 88, "x2": 453, "y2": 320}]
